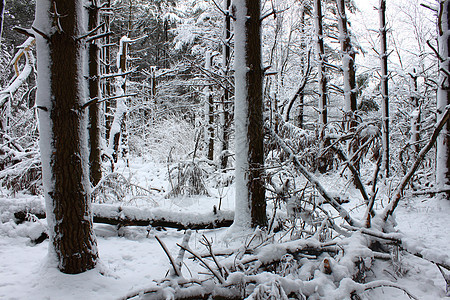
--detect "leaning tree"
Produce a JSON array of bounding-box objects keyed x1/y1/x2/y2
[{"x1": 34, "y1": 0, "x2": 98, "y2": 273}]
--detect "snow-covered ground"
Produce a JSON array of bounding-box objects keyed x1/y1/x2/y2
[{"x1": 0, "y1": 157, "x2": 449, "y2": 299}]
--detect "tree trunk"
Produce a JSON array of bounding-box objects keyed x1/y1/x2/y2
[
  {"x1": 34, "y1": 0, "x2": 98, "y2": 273},
  {"x1": 314, "y1": 0, "x2": 327, "y2": 128},
  {"x1": 336, "y1": 0, "x2": 357, "y2": 129},
  {"x1": 379, "y1": 0, "x2": 389, "y2": 178},
  {"x1": 103, "y1": 0, "x2": 114, "y2": 143},
  {"x1": 233, "y1": 0, "x2": 267, "y2": 228},
  {"x1": 205, "y1": 51, "x2": 215, "y2": 161},
  {"x1": 409, "y1": 70, "x2": 420, "y2": 157},
  {"x1": 220, "y1": 0, "x2": 232, "y2": 170},
  {"x1": 108, "y1": 36, "x2": 129, "y2": 164},
  {"x1": 0, "y1": 0, "x2": 4, "y2": 45},
  {"x1": 88, "y1": 0, "x2": 102, "y2": 186},
  {"x1": 437, "y1": 0, "x2": 450, "y2": 199}
]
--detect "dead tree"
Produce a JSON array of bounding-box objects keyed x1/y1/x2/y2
[
  {"x1": 379, "y1": 0, "x2": 390, "y2": 177},
  {"x1": 34, "y1": 0, "x2": 98, "y2": 273},
  {"x1": 233, "y1": 0, "x2": 267, "y2": 228},
  {"x1": 436, "y1": 0, "x2": 450, "y2": 199}
]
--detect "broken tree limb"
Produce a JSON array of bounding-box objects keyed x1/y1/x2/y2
[
  {"x1": 4, "y1": 198, "x2": 234, "y2": 230},
  {"x1": 382, "y1": 106, "x2": 450, "y2": 221},
  {"x1": 265, "y1": 125, "x2": 361, "y2": 227}
]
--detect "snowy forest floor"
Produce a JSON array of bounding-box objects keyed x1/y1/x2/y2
[{"x1": 0, "y1": 156, "x2": 449, "y2": 300}]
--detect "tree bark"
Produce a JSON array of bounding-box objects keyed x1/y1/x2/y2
[
  {"x1": 436, "y1": 0, "x2": 450, "y2": 199},
  {"x1": 379, "y1": 0, "x2": 390, "y2": 178},
  {"x1": 336, "y1": 0, "x2": 357, "y2": 129},
  {"x1": 35, "y1": 0, "x2": 98, "y2": 273},
  {"x1": 205, "y1": 51, "x2": 214, "y2": 161},
  {"x1": 314, "y1": 0, "x2": 327, "y2": 128},
  {"x1": 233, "y1": 0, "x2": 267, "y2": 228},
  {"x1": 0, "y1": 0, "x2": 4, "y2": 45},
  {"x1": 220, "y1": 0, "x2": 232, "y2": 170},
  {"x1": 88, "y1": 0, "x2": 102, "y2": 186}
]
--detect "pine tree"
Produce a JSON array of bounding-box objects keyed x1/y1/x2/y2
[
  {"x1": 233, "y1": 0, "x2": 267, "y2": 228},
  {"x1": 34, "y1": 0, "x2": 98, "y2": 273}
]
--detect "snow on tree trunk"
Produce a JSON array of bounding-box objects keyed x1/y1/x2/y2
[
  {"x1": 102, "y1": 0, "x2": 113, "y2": 142},
  {"x1": 204, "y1": 51, "x2": 214, "y2": 161},
  {"x1": 336, "y1": 0, "x2": 357, "y2": 129},
  {"x1": 0, "y1": 0, "x2": 4, "y2": 45},
  {"x1": 437, "y1": 0, "x2": 450, "y2": 199},
  {"x1": 314, "y1": 0, "x2": 327, "y2": 128},
  {"x1": 379, "y1": 0, "x2": 389, "y2": 177},
  {"x1": 409, "y1": 70, "x2": 420, "y2": 157},
  {"x1": 34, "y1": 0, "x2": 98, "y2": 273},
  {"x1": 233, "y1": 0, "x2": 267, "y2": 229},
  {"x1": 88, "y1": 0, "x2": 102, "y2": 186},
  {"x1": 220, "y1": 0, "x2": 232, "y2": 170},
  {"x1": 107, "y1": 36, "x2": 130, "y2": 164}
]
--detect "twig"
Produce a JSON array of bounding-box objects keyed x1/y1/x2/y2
[
  {"x1": 155, "y1": 235, "x2": 182, "y2": 277},
  {"x1": 177, "y1": 243, "x2": 226, "y2": 284}
]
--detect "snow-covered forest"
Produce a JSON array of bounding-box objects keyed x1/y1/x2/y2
[{"x1": 0, "y1": 0, "x2": 449, "y2": 299}]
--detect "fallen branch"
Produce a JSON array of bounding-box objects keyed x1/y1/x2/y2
[
  {"x1": 266, "y1": 125, "x2": 361, "y2": 227},
  {"x1": 382, "y1": 106, "x2": 450, "y2": 221}
]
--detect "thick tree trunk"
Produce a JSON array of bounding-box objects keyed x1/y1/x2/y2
[
  {"x1": 88, "y1": 0, "x2": 102, "y2": 186},
  {"x1": 314, "y1": 0, "x2": 327, "y2": 128},
  {"x1": 220, "y1": 0, "x2": 232, "y2": 170},
  {"x1": 35, "y1": 0, "x2": 98, "y2": 273},
  {"x1": 336, "y1": 0, "x2": 357, "y2": 129},
  {"x1": 437, "y1": 0, "x2": 450, "y2": 199},
  {"x1": 379, "y1": 0, "x2": 390, "y2": 178},
  {"x1": 233, "y1": 0, "x2": 267, "y2": 228}
]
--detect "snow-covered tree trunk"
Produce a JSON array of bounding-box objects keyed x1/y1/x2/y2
[
  {"x1": 88, "y1": 0, "x2": 102, "y2": 186},
  {"x1": 107, "y1": 36, "x2": 129, "y2": 164},
  {"x1": 34, "y1": 0, "x2": 98, "y2": 273},
  {"x1": 410, "y1": 70, "x2": 420, "y2": 157},
  {"x1": 102, "y1": 0, "x2": 113, "y2": 142},
  {"x1": 437, "y1": 0, "x2": 450, "y2": 198},
  {"x1": 0, "y1": 0, "x2": 4, "y2": 45},
  {"x1": 314, "y1": 0, "x2": 327, "y2": 128},
  {"x1": 220, "y1": 0, "x2": 232, "y2": 170},
  {"x1": 204, "y1": 51, "x2": 214, "y2": 161},
  {"x1": 336, "y1": 0, "x2": 357, "y2": 129},
  {"x1": 233, "y1": 0, "x2": 267, "y2": 228},
  {"x1": 379, "y1": 0, "x2": 389, "y2": 177}
]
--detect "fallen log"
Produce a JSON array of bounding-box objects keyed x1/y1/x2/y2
[{"x1": 2, "y1": 198, "x2": 234, "y2": 230}]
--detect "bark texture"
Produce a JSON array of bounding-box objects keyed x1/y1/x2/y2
[
  {"x1": 220, "y1": 0, "x2": 232, "y2": 170},
  {"x1": 88, "y1": 0, "x2": 102, "y2": 186},
  {"x1": 35, "y1": 0, "x2": 98, "y2": 273},
  {"x1": 234, "y1": 0, "x2": 267, "y2": 228},
  {"x1": 379, "y1": 0, "x2": 389, "y2": 177},
  {"x1": 437, "y1": 0, "x2": 450, "y2": 199}
]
